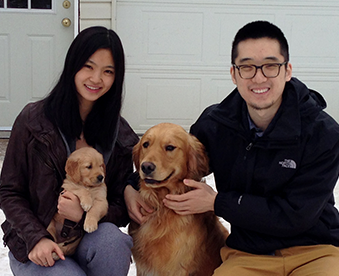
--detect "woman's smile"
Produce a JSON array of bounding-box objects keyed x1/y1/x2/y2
[{"x1": 75, "y1": 48, "x2": 115, "y2": 108}]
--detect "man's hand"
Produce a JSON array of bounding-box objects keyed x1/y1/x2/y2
[
  {"x1": 124, "y1": 185, "x2": 154, "y2": 224},
  {"x1": 28, "y1": 237, "x2": 65, "y2": 267},
  {"x1": 163, "y1": 179, "x2": 217, "y2": 215}
]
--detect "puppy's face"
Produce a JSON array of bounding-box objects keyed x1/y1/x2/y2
[
  {"x1": 133, "y1": 123, "x2": 209, "y2": 191},
  {"x1": 65, "y1": 147, "x2": 106, "y2": 187}
]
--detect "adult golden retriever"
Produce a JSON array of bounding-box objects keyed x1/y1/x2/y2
[
  {"x1": 129, "y1": 123, "x2": 228, "y2": 276},
  {"x1": 47, "y1": 147, "x2": 108, "y2": 259}
]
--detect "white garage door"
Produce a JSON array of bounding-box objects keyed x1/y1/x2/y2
[{"x1": 116, "y1": 0, "x2": 339, "y2": 134}]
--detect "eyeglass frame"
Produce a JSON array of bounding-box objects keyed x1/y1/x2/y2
[{"x1": 232, "y1": 61, "x2": 288, "y2": 79}]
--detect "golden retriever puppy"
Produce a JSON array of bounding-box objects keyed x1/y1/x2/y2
[
  {"x1": 47, "y1": 147, "x2": 108, "y2": 259},
  {"x1": 129, "y1": 123, "x2": 228, "y2": 276}
]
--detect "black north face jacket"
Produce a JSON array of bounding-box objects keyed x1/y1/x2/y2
[{"x1": 191, "y1": 77, "x2": 339, "y2": 254}]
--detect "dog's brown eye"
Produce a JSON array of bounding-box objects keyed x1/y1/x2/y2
[
  {"x1": 143, "y1": 142, "x2": 149, "y2": 148},
  {"x1": 87, "y1": 165, "x2": 92, "y2": 169},
  {"x1": 165, "y1": 145, "x2": 176, "y2": 151}
]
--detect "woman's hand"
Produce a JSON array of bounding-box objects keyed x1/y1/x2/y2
[
  {"x1": 57, "y1": 190, "x2": 84, "y2": 222},
  {"x1": 28, "y1": 237, "x2": 65, "y2": 267},
  {"x1": 124, "y1": 185, "x2": 153, "y2": 224},
  {"x1": 163, "y1": 179, "x2": 217, "y2": 215}
]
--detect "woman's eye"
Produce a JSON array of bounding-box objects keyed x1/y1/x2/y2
[{"x1": 105, "y1": 70, "x2": 115, "y2": 75}]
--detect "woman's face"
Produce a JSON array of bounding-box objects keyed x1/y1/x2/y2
[{"x1": 75, "y1": 48, "x2": 115, "y2": 110}]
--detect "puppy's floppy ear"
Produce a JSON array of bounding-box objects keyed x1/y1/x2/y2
[
  {"x1": 133, "y1": 140, "x2": 141, "y2": 171},
  {"x1": 187, "y1": 134, "x2": 210, "y2": 181},
  {"x1": 65, "y1": 158, "x2": 81, "y2": 183}
]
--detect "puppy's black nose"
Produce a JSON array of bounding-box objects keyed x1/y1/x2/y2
[
  {"x1": 97, "y1": 175, "x2": 104, "y2": 182},
  {"x1": 141, "y1": 162, "x2": 156, "y2": 175}
]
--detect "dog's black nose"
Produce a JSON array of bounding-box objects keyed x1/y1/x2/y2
[
  {"x1": 97, "y1": 175, "x2": 104, "y2": 182},
  {"x1": 141, "y1": 162, "x2": 156, "y2": 175}
]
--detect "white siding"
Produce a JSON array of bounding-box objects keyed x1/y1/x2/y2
[{"x1": 80, "y1": 0, "x2": 116, "y2": 30}]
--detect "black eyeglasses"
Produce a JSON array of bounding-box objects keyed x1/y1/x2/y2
[{"x1": 233, "y1": 62, "x2": 288, "y2": 79}]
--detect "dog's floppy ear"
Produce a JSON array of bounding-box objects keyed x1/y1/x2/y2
[
  {"x1": 65, "y1": 158, "x2": 81, "y2": 183},
  {"x1": 133, "y1": 140, "x2": 141, "y2": 171},
  {"x1": 187, "y1": 134, "x2": 210, "y2": 181}
]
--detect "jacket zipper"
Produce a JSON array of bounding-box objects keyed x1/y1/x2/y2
[
  {"x1": 244, "y1": 142, "x2": 253, "y2": 161},
  {"x1": 246, "y1": 142, "x2": 253, "y2": 151}
]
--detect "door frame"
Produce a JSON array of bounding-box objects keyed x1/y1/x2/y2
[{"x1": 73, "y1": 0, "x2": 79, "y2": 35}]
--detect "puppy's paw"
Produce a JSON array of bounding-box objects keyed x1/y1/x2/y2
[
  {"x1": 81, "y1": 201, "x2": 92, "y2": 212},
  {"x1": 84, "y1": 217, "x2": 98, "y2": 233}
]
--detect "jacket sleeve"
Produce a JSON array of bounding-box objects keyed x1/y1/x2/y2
[
  {"x1": 127, "y1": 171, "x2": 140, "y2": 190},
  {"x1": 0, "y1": 107, "x2": 55, "y2": 261}
]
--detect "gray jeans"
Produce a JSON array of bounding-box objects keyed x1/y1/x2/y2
[{"x1": 9, "y1": 222, "x2": 133, "y2": 276}]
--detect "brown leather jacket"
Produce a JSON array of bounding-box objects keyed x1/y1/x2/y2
[{"x1": 0, "y1": 101, "x2": 139, "y2": 262}]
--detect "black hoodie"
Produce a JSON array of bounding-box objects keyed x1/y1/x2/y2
[{"x1": 191, "y1": 77, "x2": 339, "y2": 254}]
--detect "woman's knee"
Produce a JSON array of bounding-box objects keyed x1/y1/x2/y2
[
  {"x1": 74, "y1": 223, "x2": 132, "y2": 275},
  {"x1": 86, "y1": 222, "x2": 132, "y2": 247}
]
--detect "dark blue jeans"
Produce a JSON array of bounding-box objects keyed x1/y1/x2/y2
[{"x1": 9, "y1": 222, "x2": 133, "y2": 276}]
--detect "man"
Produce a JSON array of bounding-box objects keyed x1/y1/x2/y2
[{"x1": 162, "y1": 21, "x2": 339, "y2": 275}]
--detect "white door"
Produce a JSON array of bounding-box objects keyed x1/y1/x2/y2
[{"x1": 0, "y1": 0, "x2": 74, "y2": 129}]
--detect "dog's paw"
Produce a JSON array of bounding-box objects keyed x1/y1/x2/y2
[
  {"x1": 81, "y1": 202, "x2": 92, "y2": 212},
  {"x1": 84, "y1": 217, "x2": 98, "y2": 233},
  {"x1": 52, "y1": 252, "x2": 60, "y2": 261}
]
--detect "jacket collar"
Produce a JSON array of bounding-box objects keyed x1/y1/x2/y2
[{"x1": 208, "y1": 77, "x2": 325, "y2": 143}]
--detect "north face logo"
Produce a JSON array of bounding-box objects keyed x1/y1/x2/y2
[{"x1": 279, "y1": 159, "x2": 297, "y2": 169}]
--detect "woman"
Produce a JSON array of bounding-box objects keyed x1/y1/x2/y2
[{"x1": 0, "y1": 26, "x2": 139, "y2": 276}]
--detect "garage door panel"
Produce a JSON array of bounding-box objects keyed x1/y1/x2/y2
[
  {"x1": 118, "y1": 4, "x2": 205, "y2": 65},
  {"x1": 215, "y1": 12, "x2": 275, "y2": 56},
  {"x1": 200, "y1": 77, "x2": 235, "y2": 108},
  {"x1": 143, "y1": 78, "x2": 201, "y2": 120},
  {"x1": 144, "y1": 11, "x2": 203, "y2": 62},
  {"x1": 286, "y1": 13, "x2": 339, "y2": 67},
  {"x1": 123, "y1": 73, "x2": 202, "y2": 133}
]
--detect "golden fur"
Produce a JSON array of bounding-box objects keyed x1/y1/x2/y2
[
  {"x1": 47, "y1": 147, "x2": 108, "y2": 259},
  {"x1": 129, "y1": 123, "x2": 228, "y2": 276}
]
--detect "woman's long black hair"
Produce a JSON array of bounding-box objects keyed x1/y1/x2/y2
[{"x1": 44, "y1": 26, "x2": 125, "y2": 150}]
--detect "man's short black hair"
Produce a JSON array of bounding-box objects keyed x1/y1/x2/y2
[{"x1": 231, "y1": 21, "x2": 289, "y2": 64}]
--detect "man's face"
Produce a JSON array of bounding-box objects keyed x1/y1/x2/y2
[{"x1": 230, "y1": 38, "x2": 292, "y2": 114}]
